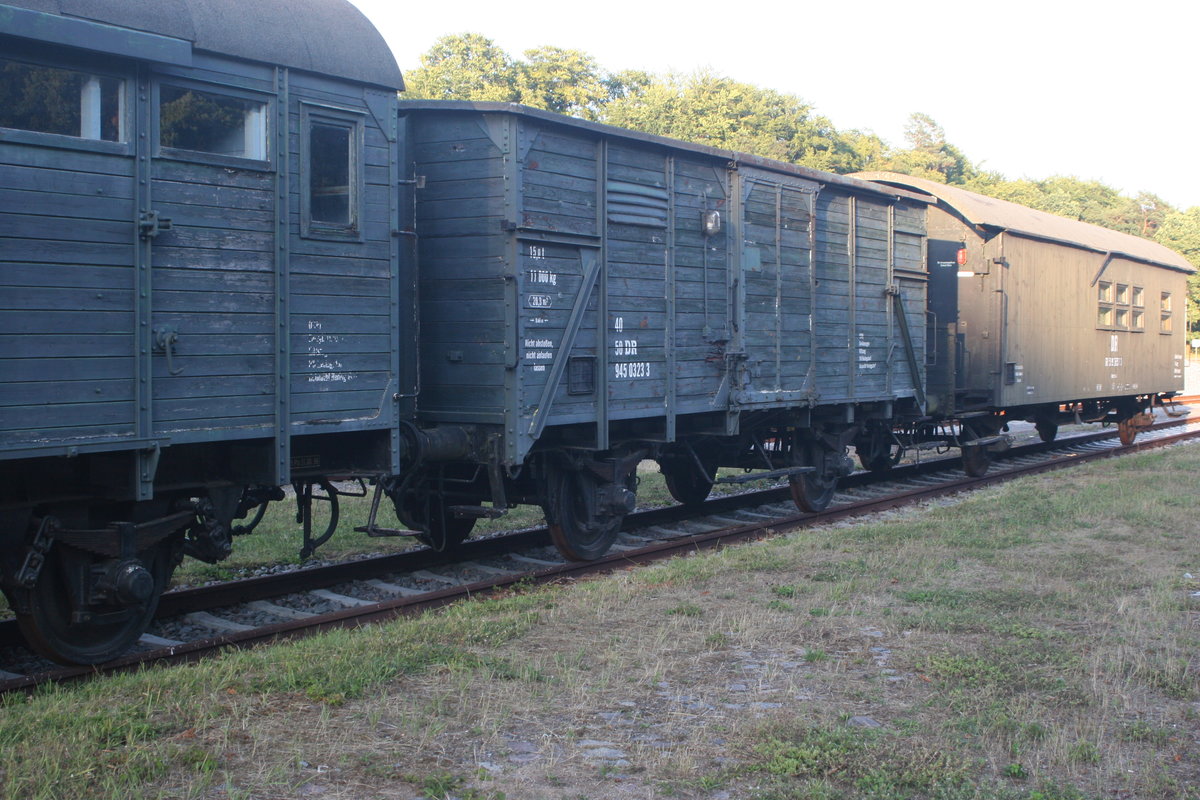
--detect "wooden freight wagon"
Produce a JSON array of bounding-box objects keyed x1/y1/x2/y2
[
  {"x1": 396, "y1": 103, "x2": 931, "y2": 559},
  {"x1": 857, "y1": 172, "x2": 1193, "y2": 472},
  {"x1": 0, "y1": 0, "x2": 408, "y2": 662}
]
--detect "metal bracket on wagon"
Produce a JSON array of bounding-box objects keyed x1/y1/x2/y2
[
  {"x1": 717, "y1": 465, "x2": 815, "y2": 485},
  {"x1": 14, "y1": 517, "x2": 57, "y2": 589}
]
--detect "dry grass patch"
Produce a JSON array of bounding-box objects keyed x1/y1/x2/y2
[{"x1": 3, "y1": 446, "x2": 1199, "y2": 799}]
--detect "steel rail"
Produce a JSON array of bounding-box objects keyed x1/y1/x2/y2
[{"x1": 3, "y1": 413, "x2": 1197, "y2": 693}]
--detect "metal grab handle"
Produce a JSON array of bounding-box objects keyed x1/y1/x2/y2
[{"x1": 153, "y1": 326, "x2": 184, "y2": 375}]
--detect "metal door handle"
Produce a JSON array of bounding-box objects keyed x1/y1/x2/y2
[{"x1": 153, "y1": 326, "x2": 184, "y2": 375}]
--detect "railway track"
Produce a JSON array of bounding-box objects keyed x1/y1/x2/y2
[{"x1": 4, "y1": 403, "x2": 1198, "y2": 693}]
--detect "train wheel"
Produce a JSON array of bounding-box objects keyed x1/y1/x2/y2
[
  {"x1": 1035, "y1": 419, "x2": 1059, "y2": 443},
  {"x1": 16, "y1": 539, "x2": 177, "y2": 665},
  {"x1": 855, "y1": 435, "x2": 898, "y2": 473},
  {"x1": 1033, "y1": 408, "x2": 1059, "y2": 443},
  {"x1": 395, "y1": 494, "x2": 476, "y2": 552},
  {"x1": 790, "y1": 439, "x2": 838, "y2": 513},
  {"x1": 962, "y1": 444, "x2": 991, "y2": 477},
  {"x1": 544, "y1": 465, "x2": 631, "y2": 561},
  {"x1": 659, "y1": 459, "x2": 715, "y2": 507}
]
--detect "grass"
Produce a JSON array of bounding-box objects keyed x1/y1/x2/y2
[{"x1": 2, "y1": 445, "x2": 1199, "y2": 799}]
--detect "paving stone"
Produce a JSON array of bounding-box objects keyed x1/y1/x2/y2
[
  {"x1": 507, "y1": 753, "x2": 540, "y2": 764},
  {"x1": 582, "y1": 748, "x2": 628, "y2": 761},
  {"x1": 848, "y1": 715, "x2": 883, "y2": 728}
]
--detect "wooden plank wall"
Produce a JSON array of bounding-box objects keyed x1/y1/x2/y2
[
  {"x1": 409, "y1": 109, "x2": 929, "y2": 467},
  {"x1": 671, "y1": 159, "x2": 729, "y2": 414},
  {"x1": 286, "y1": 75, "x2": 395, "y2": 429},
  {"x1": 738, "y1": 174, "x2": 815, "y2": 401},
  {"x1": 892, "y1": 202, "x2": 927, "y2": 401},
  {"x1": 852, "y1": 198, "x2": 894, "y2": 398},
  {"x1": 0, "y1": 136, "x2": 138, "y2": 447},
  {"x1": 411, "y1": 113, "x2": 509, "y2": 423},
  {"x1": 813, "y1": 192, "x2": 854, "y2": 399},
  {"x1": 595, "y1": 141, "x2": 668, "y2": 420}
]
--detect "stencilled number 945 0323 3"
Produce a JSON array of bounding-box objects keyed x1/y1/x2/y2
[{"x1": 614, "y1": 362, "x2": 651, "y2": 379}]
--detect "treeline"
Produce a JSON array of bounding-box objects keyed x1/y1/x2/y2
[{"x1": 405, "y1": 34, "x2": 1200, "y2": 326}]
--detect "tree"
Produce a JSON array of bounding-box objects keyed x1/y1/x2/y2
[
  {"x1": 515, "y1": 47, "x2": 610, "y2": 119},
  {"x1": 1131, "y1": 192, "x2": 1171, "y2": 238},
  {"x1": 1156, "y1": 207, "x2": 1200, "y2": 331},
  {"x1": 403, "y1": 33, "x2": 519, "y2": 102},
  {"x1": 405, "y1": 37, "x2": 654, "y2": 121},
  {"x1": 879, "y1": 112, "x2": 977, "y2": 184},
  {"x1": 601, "y1": 70, "x2": 881, "y2": 172}
]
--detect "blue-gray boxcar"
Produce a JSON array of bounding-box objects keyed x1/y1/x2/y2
[
  {"x1": 395, "y1": 103, "x2": 930, "y2": 559},
  {"x1": 0, "y1": 0, "x2": 409, "y2": 662}
]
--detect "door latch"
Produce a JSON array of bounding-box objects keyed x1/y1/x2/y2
[{"x1": 139, "y1": 210, "x2": 173, "y2": 239}]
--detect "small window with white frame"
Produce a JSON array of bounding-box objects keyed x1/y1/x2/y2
[
  {"x1": 301, "y1": 105, "x2": 363, "y2": 239},
  {"x1": 0, "y1": 57, "x2": 125, "y2": 142},
  {"x1": 159, "y1": 84, "x2": 267, "y2": 160}
]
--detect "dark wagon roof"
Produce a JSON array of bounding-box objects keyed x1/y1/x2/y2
[
  {"x1": 0, "y1": 0, "x2": 403, "y2": 89},
  {"x1": 401, "y1": 101, "x2": 933, "y2": 205},
  {"x1": 855, "y1": 171, "x2": 1194, "y2": 273}
]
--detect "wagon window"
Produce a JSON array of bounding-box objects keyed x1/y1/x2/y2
[
  {"x1": 1132, "y1": 309, "x2": 1145, "y2": 331},
  {"x1": 1132, "y1": 286, "x2": 1144, "y2": 307},
  {"x1": 0, "y1": 58, "x2": 124, "y2": 141},
  {"x1": 301, "y1": 106, "x2": 363, "y2": 239},
  {"x1": 1096, "y1": 281, "x2": 1118, "y2": 329},
  {"x1": 1161, "y1": 292, "x2": 1173, "y2": 333},
  {"x1": 1115, "y1": 284, "x2": 1129, "y2": 304},
  {"x1": 309, "y1": 124, "x2": 352, "y2": 225},
  {"x1": 159, "y1": 85, "x2": 266, "y2": 159}
]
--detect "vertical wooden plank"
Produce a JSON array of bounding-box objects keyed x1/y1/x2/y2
[
  {"x1": 388, "y1": 92, "x2": 408, "y2": 475},
  {"x1": 887, "y1": 203, "x2": 895, "y2": 399},
  {"x1": 503, "y1": 115, "x2": 520, "y2": 463},
  {"x1": 847, "y1": 195, "x2": 857, "y2": 400},
  {"x1": 777, "y1": 182, "x2": 787, "y2": 393},
  {"x1": 597, "y1": 137, "x2": 609, "y2": 451},
  {"x1": 665, "y1": 155, "x2": 676, "y2": 442},
  {"x1": 273, "y1": 67, "x2": 291, "y2": 485},
  {"x1": 727, "y1": 167, "x2": 744, "y2": 436},
  {"x1": 133, "y1": 63, "x2": 155, "y2": 499}
]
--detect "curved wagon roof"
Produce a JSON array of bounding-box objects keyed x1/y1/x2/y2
[
  {"x1": 855, "y1": 171, "x2": 1194, "y2": 273},
  {"x1": 0, "y1": 0, "x2": 403, "y2": 89}
]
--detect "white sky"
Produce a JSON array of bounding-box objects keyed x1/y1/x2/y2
[{"x1": 349, "y1": 0, "x2": 1200, "y2": 210}]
